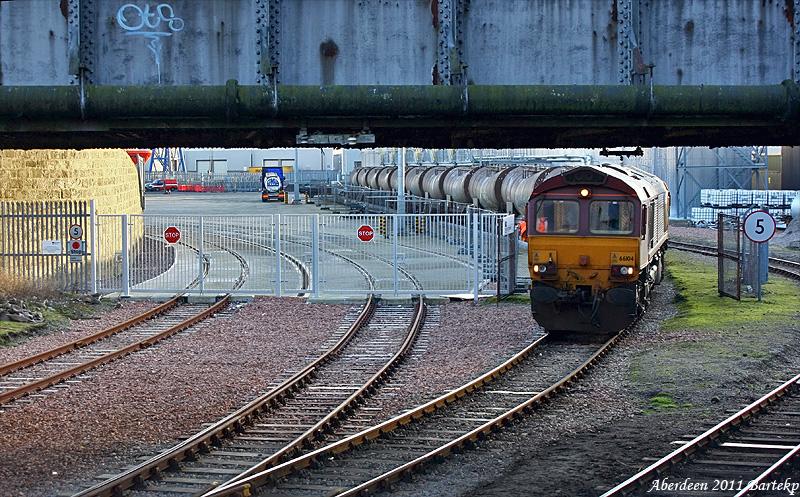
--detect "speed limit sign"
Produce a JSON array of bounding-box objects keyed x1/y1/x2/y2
[{"x1": 743, "y1": 210, "x2": 776, "y2": 243}]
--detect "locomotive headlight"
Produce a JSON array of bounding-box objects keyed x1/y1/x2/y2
[
  {"x1": 627, "y1": 267, "x2": 634, "y2": 275},
  {"x1": 620, "y1": 267, "x2": 629, "y2": 275},
  {"x1": 533, "y1": 265, "x2": 540, "y2": 273},
  {"x1": 579, "y1": 188, "x2": 591, "y2": 198}
]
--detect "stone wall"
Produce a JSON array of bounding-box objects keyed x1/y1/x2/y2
[
  {"x1": 0, "y1": 149, "x2": 142, "y2": 214},
  {"x1": 0, "y1": 149, "x2": 144, "y2": 290}
]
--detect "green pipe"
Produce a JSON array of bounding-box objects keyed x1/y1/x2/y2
[{"x1": 0, "y1": 80, "x2": 796, "y2": 121}]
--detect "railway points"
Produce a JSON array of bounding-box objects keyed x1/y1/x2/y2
[{"x1": 72, "y1": 296, "x2": 428, "y2": 497}]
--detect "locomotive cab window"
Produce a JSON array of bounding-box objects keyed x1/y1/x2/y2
[
  {"x1": 534, "y1": 200, "x2": 579, "y2": 234},
  {"x1": 589, "y1": 201, "x2": 634, "y2": 235}
]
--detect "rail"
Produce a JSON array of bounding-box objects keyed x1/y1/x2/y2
[
  {"x1": 668, "y1": 240, "x2": 800, "y2": 280},
  {"x1": 213, "y1": 297, "x2": 427, "y2": 492},
  {"x1": 206, "y1": 325, "x2": 629, "y2": 497},
  {"x1": 599, "y1": 372, "x2": 800, "y2": 496},
  {"x1": 72, "y1": 294, "x2": 377, "y2": 497},
  {"x1": 0, "y1": 296, "x2": 181, "y2": 377},
  {"x1": 0, "y1": 296, "x2": 230, "y2": 406}
]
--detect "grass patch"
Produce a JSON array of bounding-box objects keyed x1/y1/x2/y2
[
  {"x1": 644, "y1": 392, "x2": 693, "y2": 414},
  {"x1": 649, "y1": 392, "x2": 678, "y2": 409},
  {"x1": 628, "y1": 250, "x2": 800, "y2": 413},
  {"x1": 664, "y1": 251, "x2": 800, "y2": 331}
]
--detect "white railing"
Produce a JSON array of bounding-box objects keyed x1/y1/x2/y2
[{"x1": 92, "y1": 213, "x2": 508, "y2": 299}]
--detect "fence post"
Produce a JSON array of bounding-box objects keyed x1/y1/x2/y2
[
  {"x1": 393, "y1": 214, "x2": 399, "y2": 296},
  {"x1": 121, "y1": 214, "x2": 130, "y2": 297},
  {"x1": 312, "y1": 214, "x2": 320, "y2": 297},
  {"x1": 473, "y1": 212, "x2": 480, "y2": 303},
  {"x1": 198, "y1": 217, "x2": 205, "y2": 294},
  {"x1": 90, "y1": 200, "x2": 97, "y2": 295},
  {"x1": 275, "y1": 215, "x2": 282, "y2": 297}
]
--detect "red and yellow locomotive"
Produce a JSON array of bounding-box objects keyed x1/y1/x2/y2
[{"x1": 527, "y1": 164, "x2": 669, "y2": 334}]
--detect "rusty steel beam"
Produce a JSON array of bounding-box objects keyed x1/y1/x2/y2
[{"x1": 1, "y1": 81, "x2": 799, "y2": 148}]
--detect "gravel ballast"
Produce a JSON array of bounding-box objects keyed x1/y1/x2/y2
[
  {"x1": 0, "y1": 300, "x2": 158, "y2": 365},
  {"x1": 379, "y1": 262, "x2": 800, "y2": 496},
  {"x1": 346, "y1": 301, "x2": 539, "y2": 426},
  {"x1": 0, "y1": 297, "x2": 349, "y2": 497}
]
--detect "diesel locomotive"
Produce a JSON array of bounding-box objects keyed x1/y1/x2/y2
[
  {"x1": 349, "y1": 161, "x2": 669, "y2": 333},
  {"x1": 527, "y1": 164, "x2": 669, "y2": 333}
]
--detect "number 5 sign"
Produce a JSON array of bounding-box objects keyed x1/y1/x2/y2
[{"x1": 743, "y1": 210, "x2": 776, "y2": 243}]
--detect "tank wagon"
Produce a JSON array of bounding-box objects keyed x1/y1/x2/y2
[
  {"x1": 349, "y1": 164, "x2": 547, "y2": 215},
  {"x1": 527, "y1": 164, "x2": 669, "y2": 333}
]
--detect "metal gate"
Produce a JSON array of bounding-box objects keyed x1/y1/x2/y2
[
  {"x1": 92, "y1": 212, "x2": 502, "y2": 298},
  {"x1": 496, "y1": 215, "x2": 517, "y2": 297},
  {"x1": 0, "y1": 200, "x2": 94, "y2": 292},
  {"x1": 717, "y1": 213, "x2": 741, "y2": 300}
]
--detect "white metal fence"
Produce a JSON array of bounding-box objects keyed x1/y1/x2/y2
[
  {"x1": 0, "y1": 200, "x2": 94, "y2": 292},
  {"x1": 91, "y1": 213, "x2": 507, "y2": 298}
]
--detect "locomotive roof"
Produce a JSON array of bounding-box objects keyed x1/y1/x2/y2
[{"x1": 533, "y1": 164, "x2": 668, "y2": 202}]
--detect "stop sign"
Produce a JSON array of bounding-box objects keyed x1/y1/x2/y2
[
  {"x1": 164, "y1": 226, "x2": 181, "y2": 244},
  {"x1": 357, "y1": 224, "x2": 374, "y2": 242}
]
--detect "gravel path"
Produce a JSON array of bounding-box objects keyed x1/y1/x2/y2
[
  {"x1": 0, "y1": 300, "x2": 158, "y2": 365},
  {"x1": 0, "y1": 297, "x2": 349, "y2": 497}
]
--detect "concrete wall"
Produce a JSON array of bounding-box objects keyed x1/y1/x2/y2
[
  {"x1": 1, "y1": 0, "x2": 796, "y2": 86},
  {"x1": 280, "y1": 0, "x2": 436, "y2": 85},
  {"x1": 643, "y1": 0, "x2": 792, "y2": 85},
  {"x1": 0, "y1": 0, "x2": 71, "y2": 85},
  {"x1": 462, "y1": 0, "x2": 618, "y2": 84}
]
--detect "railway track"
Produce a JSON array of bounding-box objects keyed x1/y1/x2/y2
[
  {"x1": 200, "y1": 329, "x2": 628, "y2": 497},
  {"x1": 72, "y1": 294, "x2": 428, "y2": 497},
  {"x1": 0, "y1": 297, "x2": 230, "y2": 409},
  {"x1": 594, "y1": 240, "x2": 800, "y2": 496},
  {"x1": 0, "y1": 229, "x2": 257, "y2": 410},
  {"x1": 601, "y1": 373, "x2": 800, "y2": 497},
  {"x1": 668, "y1": 240, "x2": 800, "y2": 280},
  {"x1": 208, "y1": 226, "x2": 312, "y2": 295}
]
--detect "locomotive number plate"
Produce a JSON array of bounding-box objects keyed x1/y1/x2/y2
[{"x1": 610, "y1": 252, "x2": 635, "y2": 264}]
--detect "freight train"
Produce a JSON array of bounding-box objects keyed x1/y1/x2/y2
[{"x1": 350, "y1": 162, "x2": 670, "y2": 334}]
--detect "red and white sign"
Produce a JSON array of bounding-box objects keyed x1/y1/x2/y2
[
  {"x1": 70, "y1": 240, "x2": 82, "y2": 251},
  {"x1": 357, "y1": 225, "x2": 374, "y2": 242},
  {"x1": 164, "y1": 226, "x2": 181, "y2": 244}
]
